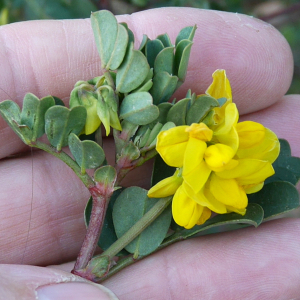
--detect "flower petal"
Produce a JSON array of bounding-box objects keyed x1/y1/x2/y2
[
  {"x1": 225, "y1": 205, "x2": 246, "y2": 215},
  {"x1": 206, "y1": 69, "x2": 232, "y2": 102},
  {"x1": 214, "y1": 126, "x2": 239, "y2": 153},
  {"x1": 148, "y1": 169, "x2": 183, "y2": 198},
  {"x1": 214, "y1": 103, "x2": 239, "y2": 135},
  {"x1": 183, "y1": 181, "x2": 227, "y2": 214},
  {"x1": 236, "y1": 128, "x2": 280, "y2": 164},
  {"x1": 236, "y1": 121, "x2": 266, "y2": 149},
  {"x1": 237, "y1": 163, "x2": 274, "y2": 186},
  {"x1": 196, "y1": 207, "x2": 211, "y2": 225},
  {"x1": 204, "y1": 143, "x2": 236, "y2": 170},
  {"x1": 156, "y1": 126, "x2": 189, "y2": 167},
  {"x1": 172, "y1": 185, "x2": 206, "y2": 229},
  {"x1": 243, "y1": 182, "x2": 264, "y2": 194},
  {"x1": 210, "y1": 173, "x2": 248, "y2": 209},
  {"x1": 182, "y1": 137, "x2": 211, "y2": 193},
  {"x1": 186, "y1": 123, "x2": 213, "y2": 141},
  {"x1": 216, "y1": 159, "x2": 274, "y2": 185}
]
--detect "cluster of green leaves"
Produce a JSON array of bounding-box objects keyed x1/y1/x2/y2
[
  {"x1": 0, "y1": 9, "x2": 197, "y2": 184},
  {"x1": 88, "y1": 10, "x2": 196, "y2": 128},
  {"x1": 0, "y1": 93, "x2": 107, "y2": 181}
]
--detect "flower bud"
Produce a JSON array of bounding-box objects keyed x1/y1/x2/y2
[{"x1": 70, "y1": 84, "x2": 101, "y2": 135}]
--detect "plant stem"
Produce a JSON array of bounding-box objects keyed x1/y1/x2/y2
[
  {"x1": 31, "y1": 140, "x2": 94, "y2": 188},
  {"x1": 97, "y1": 229, "x2": 183, "y2": 282},
  {"x1": 72, "y1": 187, "x2": 110, "y2": 272},
  {"x1": 95, "y1": 196, "x2": 172, "y2": 262},
  {"x1": 31, "y1": 141, "x2": 112, "y2": 275}
]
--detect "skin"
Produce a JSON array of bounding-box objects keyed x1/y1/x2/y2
[{"x1": 0, "y1": 7, "x2": 299, "y2": 300}]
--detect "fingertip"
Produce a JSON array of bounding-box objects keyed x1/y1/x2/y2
[
  {"x1": 37, "y1": 282, "x2": 118, "y2": 300},
  {"x1": 0, "y1": 264, "x2": 118, "y2": 300}
]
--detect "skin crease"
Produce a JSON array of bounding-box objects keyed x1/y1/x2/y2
[{"x1": 0, "y1": 6, "x2": 299, "y2": 300}]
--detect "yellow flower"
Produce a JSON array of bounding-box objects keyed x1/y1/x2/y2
[{"x1": 148, "y1": 69, "x2": 280, "y2": 229}]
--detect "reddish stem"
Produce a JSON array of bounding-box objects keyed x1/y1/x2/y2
[
  {"x1": 72, "y1": 186, "x2": 111, "y2": 272},
  {"x1": 115, "y1": 155, "x2": 135, "y2": 186}
]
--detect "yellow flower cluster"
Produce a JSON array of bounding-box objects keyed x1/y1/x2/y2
[{"x1": 148, "y1": 70, "x2": 280, "y2": 229}]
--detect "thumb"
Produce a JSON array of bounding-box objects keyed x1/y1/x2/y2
[{"x1": 0, "y1": 264, "x2": 118, "y2": 300}]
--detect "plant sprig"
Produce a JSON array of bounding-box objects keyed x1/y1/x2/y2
[{"x1": 0, "y1": 10, "x2": 299, "y2": 282}]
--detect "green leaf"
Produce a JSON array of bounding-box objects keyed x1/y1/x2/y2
[
  {"x1": 120, "y1": 23, "x2": 134, "y2": 46},
  {"x1": 113, "y1": 187, "x2": 172, "y2": 256},
  {"x1": 85, "y1": 189, "x2": 129, "y2": 256},
  {"x1": 166, "y1": 98, "x2": 190, "y2": 125},
  {"x1": 138, "y1": 34, "x2": 149, "y2": 53},
  {"x1": 151, "y1": 154, "x2": 176, "y2": 186},
  {"x1": 186, "y1": 95, "x2": 219, "y2": 125},
  {"x1": 154, "y1": 102, "x2": 173, "y2": 125},
  {"x1": 106, "y1": 23, "x2": 129, "y2": 70},
  {"x1": 170, "y1": 203, "x2": 264, "y2": 239},
  {"x1": 20, "y1": 93, "x2": 55, "y2": 141},
  {"x1": 174, "y1": 39, "x2": 193, "y2": 82},
  {"x1": 248, "y1": 181, "x2": 300, "y2": 220},
  {"x1": 150, "y1": 71, "x2": 178, "y2": 105},
  {"x1": 135, "y1": 127, "x2": 151, "y2": 148},
  {"x1": 154, "y1": 47, "x2": 174, "y2": 75},
  {"x1": 140, "y1": 122, "x2": 163, "y2": 149},
  {"x1": 68, "y1": 133, "x2": 105, "y2": 173},
  {"x1": 119, "y1": 92, "x2": 159, "y2": 125},
  {"x1": 156, "y1": 33, "x2": 173, "y2": 47},
  {"x1": 132, "y1": 68, "x2": 153, "y2": 93},
  {"x1": 175, "y1": 25, "x2": 197, "y2": 46},
  {"x1": 45, "y1": 105, "x2": 86, "y2": 151},
  {"x1": 94, "y1": 165, "x2": 117, "y2": 186},
  {"x1": 91, "y1": 10, "x2": 128, "y2": 70},
  {"x1": 116, "y1": 44, "x2": 150, "y2": 93},
  {"x1": 266, "y1": 139, "x2": 300, "y2": 185},
  {"x1": 53, "y1": 96, "x2": 65, "y2": 106},
  {"x1": 145, "y1": 39, "x2": 164, "y2": 68},
  {"x1": 0, "y1": 100, "x2": 33, "y2": 144}
]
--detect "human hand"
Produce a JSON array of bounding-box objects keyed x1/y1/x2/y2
[{"x1": 0, "y1": 7, "x2": 299, "y2": 300}]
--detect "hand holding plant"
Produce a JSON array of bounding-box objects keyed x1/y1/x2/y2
[{"x1": 0, "y1": 8, "x2": 299, "y2": 300}]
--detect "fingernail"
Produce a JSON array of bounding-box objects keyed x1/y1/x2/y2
[{"x1": 36, "y1": 282, "x2": 118, "y2": 300}]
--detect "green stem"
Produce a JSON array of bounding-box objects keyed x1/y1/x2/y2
[
  {"x1": 133, "y1": 148, "x2": 157, "y2": 167},
  {"x1": 97, "y1": 230, "x2": 183, "y2": 282},
  {"x1": 31, "y1": 140, "x2": 94, "y2": 188},
  {"x1": 91, "y1": 196, "x2": 172, "y2": 269}
]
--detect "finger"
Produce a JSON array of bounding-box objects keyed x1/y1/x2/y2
[
  {"x1": 1, "y1": 96, "x2": 299, "y2": 265},
  {"x1": 0, "y1": 264, "x2": 117, "y2": 300},
  {"x1": 102, "y1": 218, "x2": 300, "y2": 300},
  {"x1": 0, "y1": 8, "x2": 293, "y2": 157}
]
